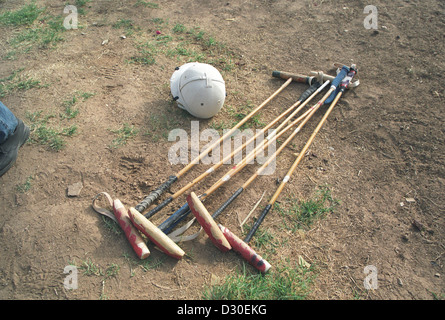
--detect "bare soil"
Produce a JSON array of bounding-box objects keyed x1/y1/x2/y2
[{"x1": 0, "y1": 0, "x2": 444, "y2": 300}]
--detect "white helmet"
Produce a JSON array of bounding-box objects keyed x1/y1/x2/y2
[{"x1": 170, "y1": 62, "x2": 226, "y2": 119}]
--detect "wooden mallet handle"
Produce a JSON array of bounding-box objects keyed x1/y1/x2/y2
[{"x1": 272, "y1": 70, "x2": 315, "y2": 85}]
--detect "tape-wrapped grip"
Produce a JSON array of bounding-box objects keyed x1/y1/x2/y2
[
  {"x1": 244, "y1": 204, "x2": 272, "y2": 243},
  {"x1": 212, "y1": 187, "x2": 244, "y2": 219},
  {"x1": 135, "y1": 175, "x2": 178, "y2": 213}
]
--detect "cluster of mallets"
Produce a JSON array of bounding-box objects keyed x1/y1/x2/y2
[{"x1": 93, "y1": 63, "x2": 359, "y2": 273}]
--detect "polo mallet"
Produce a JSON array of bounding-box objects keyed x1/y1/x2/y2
[
  {"x1": 127, "y1": 207, "x2": 185, "y2": 260},
  {"x1": 142, "y1": 80, "x2": 325, "y2": 220},
  {"x1": 168, "y1": 79, "x2": 332, "y2": 239},
  {"x1": 273, "y1": 65, "x2": 360, "y2": 89},
  {"x1": 207, "y1": 80, "x2": 333, "y2": 221},
  {"x1": 157, "y1": 79, "x2": 333, "y2": 236},
  {"x1": 186, "y1": 66, "x2": 355, "y2": 272},
  {"x1": 134, "y1": 77, "x2": 295, "y2": 214},
  {"x1": 244, "y1": 65, "x2": 357, "y2": 244},
  {"x1": 92, "y1": 192, "x2": 151, "y2": 259},
  {"x1": 92, "y1": 74, "x2": 316, "y2": 259},
  {"x1": 92, "y1": 192, "x2": 186, "y2": 260},
  {"x1": 187, "y1": 192, "x2": 271, "y2": 272}
]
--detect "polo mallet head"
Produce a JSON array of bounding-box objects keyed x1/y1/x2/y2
[
  {"x1": 187, "y1": 192, "x2": 232, "y2": 252},
  {"x1": 187, "y1": 192, "x2": 271, "y2": 273},
  {"x1": 128, "y1": 207, "x2": 185, "y2": 260},
  {"x1": 92, "y1": 192, "x2": 151, "y2": 260},
  {"x1": 113, "y1": 199, "x2": 151, "y2": 259},
  {"x1": 218, "y1": 224, "x2": 271, "y2": 273}
]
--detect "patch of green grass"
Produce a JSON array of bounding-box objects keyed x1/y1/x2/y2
[
  {"x1": 172, "y1": 23, "x2": 187, "y2": 34},
  {"x1": 112, "y1": 18, "x2": 141, "y2": 37},
  {"x1": 69, "y1": 257, "x2": 120, "y2": 300},
  {"x1": 209, "y1": 120, "x2": 232, "y2": 133},
  {"x1": 16, "y1": 175, "x2": 33, "y2": 193},
  {"x1": 210, "y1": 102, "x2": 264, "y2": 134},
  {"x1": 128, "y1": 41, "x2": 158, "y2": 65},
  {"x1": 62, "y1": 96, "x2": 79, "y2": 119},
  {"x1": 112, "y1": 18, "x2": 133, "y2": 29},
  {"x1": 1, "y1": 4, "x2": 67, "y2": 59},
  {"x1": 60, "y1": 91, "x2": 94, "y2": 119},
  {"x1": 0, "y1": 3, "x2": 43, "y2": 27},
  {"x1": 276, "y1": 185, "x2": 340, "y2": 232},
  {"x1": 74, "y1": 0, "x2": 91, "y2": 15},
  {"x1": 0, "y1": 68, "x2": 42, "y2": 98},
  {"x1": 72, "y1": 258, "x2": 120, "y2": 279},
  {"x1": 232, "y1": 102, "x2": 265, "y2": 129},
  {"x1": 103, "y1": 263, "x2": 120, "y2": 279},
  {"x1": 166, "y1": 43, "x2": 205, "y2": 62},
  {"x1": 78, "y1": 258, "x2": 102, "y2": 276},
  {"x1": 18, "y1": 15, "x2": 64, "y2": 42},
  {"x1": 248, "y1": 227, "x2": 280, "y2": 255},
  {"x1": 109, "y1": 123, "x2": 139, "y2": 148},
  {"x1": 139, "y1": 257, "x2": 166, "y2": 271},
  {"x1": 202, "y1": 261, "x2": 315, "y2": 300},
  {"x1": 101, "y1": 216, "x2": 122, "y2": 235},
  {"x1": 78, "y1": 91, "x2": 95, "y2": 100},
  {"x1": 127, "y1": 21, "x2": 236, "y2": 70},
  {"x1": 26, "y1": 110, "x2": 78, "y2": 151}
]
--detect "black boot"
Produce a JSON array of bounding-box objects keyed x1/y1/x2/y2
[{"x1": 0, "y1": 118, "x2": 30, "y2": 176}]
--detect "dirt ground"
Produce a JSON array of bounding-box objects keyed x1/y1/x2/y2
[{"x1": 0, "y1": 0, "x2": 444, "y2": 301}]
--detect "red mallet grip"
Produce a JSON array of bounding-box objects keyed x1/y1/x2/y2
[
  {"x1": 187, "y1": 192, "x2": 232, "y2": 252},
  {"x1": 113, "y1": 199, "x2": 151, "y2": 259},
  {"x1": 219, "y1": 224, "x2": 271, "y2": 273},
  {"x1": 128, "y1": 207, "x2": 185, "y2": 260}
]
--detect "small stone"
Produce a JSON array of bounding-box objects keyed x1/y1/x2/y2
[
  {"x1": 68, "y1": 182, "x2": 83, "y2": 197},
  {"x1": 412, "y1": 219, "x2": 425, "y2": 232},
  {"x1": 434, "y1": 273, "x2": 440, "y2": 278},
  {"x1": 101, "y1": 39, "x2": 109, "y2": 45}
]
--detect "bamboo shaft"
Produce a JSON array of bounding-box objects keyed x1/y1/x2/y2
[
  {"x1": 200, "y1": 84, "x2": 334, "y2": 200},
  {"x1": 172, "y1": 98, "x2": 301, "y2": 200},
  {"x1": 269, "y1": 90, "x2": 343, "y2": 204},
  {"x1": 176, "y1": 78, "x2": 292, "y2": 178},
  {"x1": 171, "y1": 80, "x2": 325, "y2": 200}
]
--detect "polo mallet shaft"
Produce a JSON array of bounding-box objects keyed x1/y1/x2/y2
[
  {"x1": 244, "y1": 65, "x2": 356, "y2": 243},
  {"x1": 211, "y1": 80, "x2": 331, "y2": 220},
  {"x1": 273, "y1": 65, "x2": 359, "y2": 89},
  {"x1": 160, "y1": 80, "x2": 332, "y2": 234},
  {"x1": 135, "y1": 77, "x2": 293, "y2": 213},
  {"x1": 143, "y1": 80, "x2": 323, "y2": 219},
  {"x1": 272, "y1": 71, "x2": 316, "y2": 86}
]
